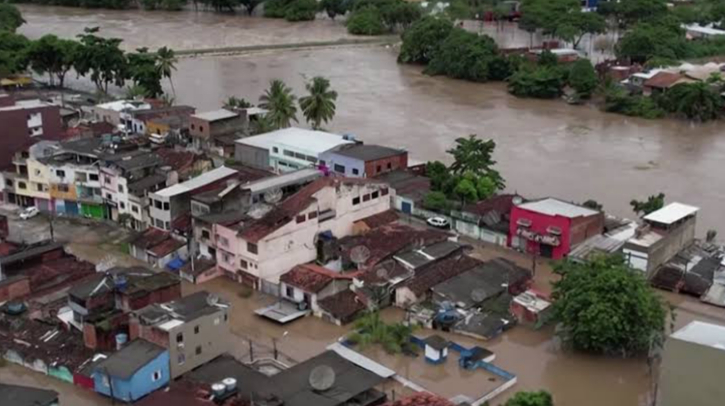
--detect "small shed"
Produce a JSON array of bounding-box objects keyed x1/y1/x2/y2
[{"x1": 423, "y1": 335, "x2": 450, "y2": 364}]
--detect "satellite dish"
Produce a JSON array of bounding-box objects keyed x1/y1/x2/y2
[
  {"x1": 471, "y1": 288, "x2": 488, "y2": 303},
  {"x1": 512, "y1": 196, "x2": 524, "y2": 205},
  {"x1": 350, "y1": 245, "x2": 371, "y2": 269},
  {"x1": 206, "y1": 294, "x2": 219, "y2": 307},
  {"x1": 309, "y1": 365, "x2": 336, "y2": 392},
  {"x1": 376, "y1": 267, "x2": 388, "y2": 280},
  {"x1": 264, "y1": 188, "x2": 283, "y2": 204}
]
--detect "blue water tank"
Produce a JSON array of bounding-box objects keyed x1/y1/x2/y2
[{"x1": 116, "y1": 333, "x2": 128, "y2": 350}]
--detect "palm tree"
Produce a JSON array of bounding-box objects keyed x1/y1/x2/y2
[
  {"x1": 156, "y1": 46, "x2": 178, "y2": 98},
  {"x1": 259, "y1": 79, "x2": 298, "y2": 129},
  {"x1": 223, "y1": 96, "x2": 253, "y2": 110},
  {"x1": 299, "y1": 76, "x2": 338, "y2": 130}
]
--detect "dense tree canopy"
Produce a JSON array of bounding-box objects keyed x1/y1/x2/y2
[
  {"x1": 284, "y1": 0, "x2": 318, "y2": 21},
  {"x1": 0, "y1": 31, "x2": 30, "y2": 76},
  {"x1": 507, "y1": 65, "x2": 565, "y2": 99},
  {"x1": 74, "y1": 27, "x2": 128, "y2": 94},
  {"x1": 551, "y1": 254, "x2": 670, "y2": 356},
  {"x1": 398, "y1": 16, "x2": 453, "y2": 65},
  {"x1": 630, "y1": 193, "x2": 665, "y2": 217},
  {"x1": 425, "y1": 28, "x2": 499, "y2": 82},
  {"x1": 321, "y1": 0, "x2": 348, "y2": 19},
  {"x1": 505, "y1": 390, "x2": 554, "y2": 406},
  {"x1": 446, "y1": 135, "x2": 505, "y2": 189},
  {"x1": 661, "y1": 82, "x2": 723, "y2": 122},
  {"x1": 568, "y1": 59, "x2": 598, "y2": 98},
  {"x1": 24, "y1": 34, "x2": 80, "y2": 88},
  {"x1": 127, "y1": 47, "x2": 164, "y2": 97},
  {"x1": 519, "y1": 0, "x2": 606, "y2": 48},
  {"x1": 346, "y1": 6, "x2": 386, "y2": 35},
  {"x1": 0, "y1": 3, "x2": 25, "y2": 33}
]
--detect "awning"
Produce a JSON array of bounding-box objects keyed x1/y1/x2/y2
[{"x1": 166, "y1": 257, "x2": 186, "y2": 271}]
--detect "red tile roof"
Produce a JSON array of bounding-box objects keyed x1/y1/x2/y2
[
  {"x1": 130, "y1": 228, "x2": 170, "y2": 249},
  {"x1": 240, "y1": 177, "x2": 382, "y2": 243},
  {"x1": 148, "y1": 237, "x2": 186, "y2": 257},
  {"x1": 157, "y1": 148, "x2": 197, "y2": 173},
  {"x1": 280, "y1": 264, "x2": 357, "y2": 293},
  {"x1": 382, "y1": 393, "x2": 454, "y2": 406},
  {"x1": 354, "y1": 210, "x2": 398, "y2": 229},
  {"x1": 644, "y1": 71, "x2": 683, "y2": 89},
  {"x1": 403, "y1": 254, "x2": 483, "y2": 296},
  {"x1": 0, "y1": 241, "x2": 18, "y2": 256},
  {"x1": 339, "y1": 224, "x2": 450, "y2": 270},
  {"x1": 317, "y1": 290, "x2": 366, "y2": 323}
]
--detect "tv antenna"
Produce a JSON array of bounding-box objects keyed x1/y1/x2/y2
[
  {"x1": 350, "y1": 245, "x2": 371, "y2": 270},
  {"x1": 264, "y1": 188, "x2": 283, "y2": 204}
]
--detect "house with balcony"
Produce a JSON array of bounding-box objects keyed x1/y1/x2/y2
[
  {"x1": 234, "y1": 127, "x2": 354, "y2": 173},
  {"x1": 147, "y1": 166, "x2": 238, "y2": 231},
  {"x1": 129, "y1": 290, "x2": 230, "y2": 379},
  {"x1": 1, "y1": 141, "x2": 59, "y2": 209},
  {"x1": 213, "y1": 177, "x2": 393, "y2": 293}
]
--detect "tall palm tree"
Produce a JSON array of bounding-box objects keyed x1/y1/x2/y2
[
  {"x1": 259, "y1": 79, "x2": 298, "y2": 129},
  {"x1": 299, "y1": 76, "x2": 338, "y2": 130},
  {"x1": 156, "y1": 46, "x2": 178, "y2": 98}
]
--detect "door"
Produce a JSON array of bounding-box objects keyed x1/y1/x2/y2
[
  {"x1": 65, "y1": 201, "x2": 79, "y2": 216},
  {"x1": 401, "y1": 201, "x2": 412, "y2": 214},
  {"x1": 540, "y1": 243, "x2": 554, "y2": 258}
]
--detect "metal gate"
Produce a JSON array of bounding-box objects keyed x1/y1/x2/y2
[
  {"x1": 401, "y1": 201, "x2": 412, "y2": 214},
  {"x1": 259, "y1": 279, "x2": 280, "y2": 297}
]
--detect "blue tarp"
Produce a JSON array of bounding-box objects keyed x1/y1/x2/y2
[{"x1": 166, "y1": 257, "x2": 186, "y2": 271}]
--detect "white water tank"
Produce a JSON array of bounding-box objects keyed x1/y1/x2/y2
[
  {"x1": 222, "y1": 377, "x2": 237, "y2": 392},
  {"x1": 211, "y1": 383, "x2": 226, "y2": 397}
]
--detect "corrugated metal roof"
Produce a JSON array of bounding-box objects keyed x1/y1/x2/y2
[
  {"x1": 517, "y1": 198, "x2": 598, "y2": 218},
  {"x1": 644, "y1": 202, "x2": 699, "y2": 225},
  {"x1": 154, "y1": 166, "x2": 237, "y2": 197},
  {"x1": 671, "y1": 321, "x2": 725, "y2": 351},
  {"x1": 327, "y1": 342, "x2": 396, "y2": 378},
  {"x1": 191, "y1": 109, "x2": 238, "y2": 122}
]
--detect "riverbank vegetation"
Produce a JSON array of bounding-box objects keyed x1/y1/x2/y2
[
  {"x1": 551, "y1": 254, "x2": 672, "y2": 357},
  {"x1": 1, "y1": 7, "x2": 176, "y2": 98}
]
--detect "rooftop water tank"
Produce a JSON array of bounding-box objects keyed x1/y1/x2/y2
[
  {"x1": 211, "y1": 383, "x2": 226, "y2": 398},
  {"x1": 222, "y1": 377, "x2": 237, "y2": 392},
  {"x1": 115, "y1": 333, "x2": 128, "y2": 350}
]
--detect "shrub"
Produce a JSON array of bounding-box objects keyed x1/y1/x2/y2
[
  {"x1": 284, "y1": 0, "x2": 318, "y2": 21},
  {"x1": 347, "y1": 7, "x2": 386, "y2": 35},
  {"x1": 264, "y1": 0, "x2": 294, "y2": 18},
  {"x1": 568, "y1": 59, "x2": 598, "y2": 98},
  {"x1": 398, "y1": 16, "x2": 454, "y2": 64},
  {"x1": 425, "y1": 28, "x2": 499, "y2": 82},
  {"x1": 508, "y1": 66, "x2": 565, "y2": 99}
]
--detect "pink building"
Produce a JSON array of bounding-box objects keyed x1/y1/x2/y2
[{"x1": 508, "y1": 198, "x2": 604, "y2": 259}]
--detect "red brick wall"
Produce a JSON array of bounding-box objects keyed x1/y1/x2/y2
[
  {"x1": 570, "y1": 213, "x2": 605, "y2": 247},
  {"x1": 0, "y1": 215, "x2": 8, "y2": 240},
  {"x1": 121, "y1": 283, "x2": 181, "y2": 312},
  {"x1": 0, "y1": 277, "x2": 31, "y2": 302},
  {"x1": 130, "y1": 319, "x2": 169, "y2": 348},
  {"x1": 365, "y1": 152, "x2": 408, "y2": 178},
  {"x1": 0, "y1": 104, "x2": 62, "y2": 169},
  {"x1": 83, "y1": 312, "x2": 129, "y2": 350}
]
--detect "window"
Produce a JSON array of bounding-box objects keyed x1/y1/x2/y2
[
  {"x1": 56, "y1": 170, "x2": 65, "y2": 178},
  {"x1": 305, "y1": 155, "x2": 317, "y2": 163},
  {"x1": 106, "y1": 193, "x2": 113, "y2": 200},
  {"x1": 240, "y1": 259, "x2": 248, "y2": 269},
  {"x1": 177, "y1": 353, "x2": 185, "y2": 365},
  {"x1": 155, "y1": 218, "x2": 164, "y2": 228},
  {"x1": 296, "y1": 214, "x2": 306, "y2": 224},
  {"x1": 219, "y1": 236, "x2": 229, "y2": 247},
  {"x1": 286, "y1": 286, "x2": 294, "y2": 298},
  {"x1": 247, "y1": 242, "x2": 258, "y2": 255},
  {"x1": 176, "y1": 333, "x2": 184, "y2": 343},
  {"x1": 308, "y1": 211, "x2": 317, "y2": 220},
  {"x1": 118, "y1": 185, "x2": 124, "y2": 193},
  {"x1": 89, "y1": 174, "x2": 99, "y2": 181},
  {"x1": 152, "y1": 370, "x2": 162, "y2": 382},
  {"x1": 283, "y1": 150, "x2": 294, "y2": 157},
  {"x1": 352, "y1": 168, "x2": 359, "y2": 176},
  {"x1": 387, "y1": 162, "x2": 392, "y2": 169},
  {"x1": 273, "y1": 147, "x2": 279, "y2": 153},
  {"x1": 163, "y1": 202, "x2": 170, "y2": 211},
  {"x1": 195, "y1": 345, "x2": 202, "y2": 355},
  {"x1": 132, "y1": 205, "x2": 139, "y2": 213},
  {"x1": 199, "y1": 126, "x2": 204, "y2": 132},
  {"x1": 165, "y1": 221, "x2": 170, "y2": 230},
  {"x1": 363, "y1": 194, "x2": 371, "y2": 202},
  {"x1": 517, "y1": 218, "x2": 532, "y2": 227},
  {"x1": 154, "y1": 200, "x2": 162, "y2": 209},
  {"x1": 76, "y1": 173, "x2": 87, "y2": 182},
  {"x1": 222, "y1": 252, "x2": 232, "y2": 263},
  {"x1": 372, "y1": 191, "x2": 379, "y2": 199},
  {"x1": 191, "y1": 124, "x2": 195, "y2": 130},
  {"x1": 5, "y1": 179, "x2": 12, "y2": 187},
  {"x1": 58, "y1": 184, "x2": 69, "y2": 193},
  {"x1": 202, "y1": 230, "x2": 210, "y2": 239},
  {"x1": 352, "y1": 197, "x2": 360, "y2": 205},
  {"x1": 18, "y1": 182, "x2": 26, "y2": 190},
  {"x1": 36, "y1": 184, "x2": 43, "y2": 192},
  {"x1": 34, "y1": 169, "x2": 41, "y2": 176},
  {"x1": 381, "y1": 188, "x2": 389, "y2": 196},
  {"x1": 278, "y1": 161, "x2": 288, "y2": 167},
  {"x1": 194, "y1": 325, "x2": 200, "y2": 334},
  {"x1": 224, "y1": 313, "x2": 228, "y2": 322},
  {"x1": 294, "y1": 152, "x2": 306, "y2": 160},
  {"x1": 334, "y1": 164, "x2": 345, "y2": 173},
  {"x1": 376, "y1": 165, "x2": 382, "y2": 173},
  {"x1": 120, "y1": 202, "x2": 126, "y2": 209}
]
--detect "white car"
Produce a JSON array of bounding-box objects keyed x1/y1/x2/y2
[
  {"x1": 427, "y1": 216, "x2": 450, "y2": 229},
  {"x1": 19, "y1": 206, "x2": 40, "y2": 220}
]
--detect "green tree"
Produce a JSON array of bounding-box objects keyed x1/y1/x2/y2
[
  {"x1": 662, "y1": 82, "x2": 723, "y2": 122},
  {"x1": 380, "y1": 1, "x2": 421, "y2": 31},
  {"x1": 24, "y1": 35, "x2": 80, "y2": 88},
  {"x1": 446, "y1": 135, "x2": 504, "y2": 189},
  {"x1": 259, "y1": 79, "x2": 298, "y2": 129},
  {"x1": 616, "y1": 19, "x2": 687, "y2": 63},
  {"x1": 508, "y1": 65, "x2": 565, "y2": 99},
  {"x1": 349, "y1": 312, "x2": 416, "y2": 354},
  {"x1": 505, "y1": 390, "x2": 554, "y2": 406},
  {"x1": 201, "y1": 0, "x2": 240, "y2": 12},
  {"x1": 0, "y1": 3, "x2": 25, "y2": 33},
  {"x1": 127, "y1": 47, "x2": 164, "y2": 98},
  {"x1": 398, "y1": 16, "x2": 453, "y2": 64},
  {"x1": 284, "y1": 0, "x2": 318, "y2": 21},
  {"x1": 425, "y1": 28, "x2": 499, "y2": 82},
  {"x1": 568, "y1": 59, "x2": 598, "y2": 98},
  {"x1": 321, "y1": 0, "x2": 347, "y2": 19},
  {"x1": 618, "y1": 0, "x2": 669, "y2": 27},
  {"x1": 426, "y1": 160, "x2": 451, "y2": 192},
  {"x1": 264, "y1": 0, "x2": 294, "y2": 17},
  {"x1": 74, "y1": 27, "x2": 128, "y2": 94},
  {"x1": 0, "y1": 31, "x2": 29, "y2": 77},
  {"x1": 223, "y1": 96, "x2": 253, "y2": 109},
  {"x1": 347, "y1": 7, "x2": 386, "y2": 35},
  {"x1": 582, "y1": 199, "x2": 603, "y2": 211},
  {"x1": 240, "y1": 0, "x2": 264, "y2": 15},
  {"x1": 156, "y1": 46, "x2": 177, "y2": 97},
  {"x1": 476, "y1": 176, "x2": 496, "y2": 200},
  {"x1": 603, "y1": 85, "x2": 665, "y2": 118},
  {"x1": 630, "y1": 192, "x2": 665, "y2": 217},
  {"x1": 552, "y1": 254, "x2": 670, "y2": 356},
  {"x1": 423, "y1": 191, "x2": 450, "y2": 211},
  {"x1": 299, "y1": 76, "x2": 338, "y2": 130},
  {"x1": 453, "y1": 177, "x2": 478, "y2": 205}
]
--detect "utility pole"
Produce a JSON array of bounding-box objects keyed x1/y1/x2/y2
[{"x1": 249, "y1": 339, "x2": 254, "y2": 362}]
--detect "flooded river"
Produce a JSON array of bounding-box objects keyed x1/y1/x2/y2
[{"x1": 8, "y1": 7, "x2": 725, "y2": 405}]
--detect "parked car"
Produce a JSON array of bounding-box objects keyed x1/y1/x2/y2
[
  {"x1": 427, "y1": 216, "x2": 450, "y2": 229},
  {"x1": 19, "y1": 206, "x2": 39, "y2": 220}
]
